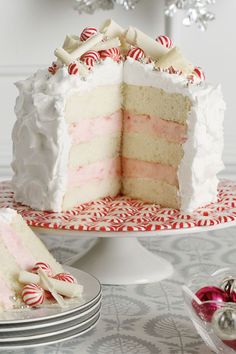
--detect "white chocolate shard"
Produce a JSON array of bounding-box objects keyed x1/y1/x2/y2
[
  {"x1": 157, "y1": 47, "x2": 193, "y2": 75},
  {"x1": 55, "y1": 47, "x2": 73, "y2": 65},
  {"x1": 19, "y1": 271, "x2": 83, "y2": 298},
  {"x1": 125, "y1": 26, "x2": 169, "y2": 60},
  {"x1": 63, "y1": 34, "x2": 80, "y2": 53},
  {"x1": 92, "y1": 37, "x2": 121, "y2": 51},
  {"x1": 38, "y1": 268, "x2": 65, "y2": 307},
  {"x1": 100, "y1": 19, "x2": 125, "y2": 38},
  {"x1": 71, "y1": 32, "x2": 104, "y2": 59},
  {"x1": 54, "y1": 47, "x2": 89, "y2": 77}
]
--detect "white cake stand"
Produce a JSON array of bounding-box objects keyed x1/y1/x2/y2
[
  {"x1": 1, "y1": 180, "x2": 236, "y2": 285},
  {"x1": 34, "y1": 221, "x2": 236, "y2": 285}
]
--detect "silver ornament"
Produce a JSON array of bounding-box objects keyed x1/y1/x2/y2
[
  {"x1": 165, "y1": 0, "x2": 216, "y2": 31},
  {"x1": 212, "y1": 308, "x2": 236, "y2": 341},
  {"x1": 74, "y1": 0, "x2": 140, "y2": 14},
  {"x1": 220, "y1": 276, "x2": 236, "y2": 294}
]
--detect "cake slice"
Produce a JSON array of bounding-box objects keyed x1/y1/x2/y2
[{"x1": 0, "y1": 208, "x2": 81, "y2": 311}]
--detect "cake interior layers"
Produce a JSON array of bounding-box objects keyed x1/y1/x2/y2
[
  {"x1": 0, "y1": 213, "x2": 63, "y2": 310},
  {"x1": 62, "y1": 83, "x2": 191, "y2": 210},
  {"x1": 63, "y1": 85, "x2": 122, "y2": 210},
  {"x1": 122, "y1": 84, "x2": 190, "y2": 208}
]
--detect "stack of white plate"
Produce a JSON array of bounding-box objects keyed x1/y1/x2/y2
[{"x1": 0, "y1": 266, "x2": 101, "y2": 349}]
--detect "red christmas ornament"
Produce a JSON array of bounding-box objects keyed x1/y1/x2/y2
[{"x1": 192, "y1": 286, "x2": 229, "y2": 322}]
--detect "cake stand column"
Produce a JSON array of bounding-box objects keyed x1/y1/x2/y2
[{"x1": 68, "y1": 237, "x2": 173, "y2": 285}]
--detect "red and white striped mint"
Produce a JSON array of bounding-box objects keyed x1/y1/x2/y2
[
  {"x1": 22, "y1": 283, "x2": 45, "y2": 307},
  {"x1": 80, "y1": 27, "x2": 97, "y2": 42},
  {"x1": 127, "y1": 47, "x2": 145, "y2": 61},
  {"x1": 193, "y1": 67, "x2": 205, "y2": 81},
  {"x1": 81, "y1": 50, "x2": 100, "y2": 62},
  {"x1": 68, "y1": 62, "x2": 79, "y2": 75},
  {"x1": 48, "y1": 62, "x2": 58, "y2": 75},
  {"x1": 80, "y1": 50, "x2": 100, "y2": 69},
  {"x1": 156, "y1": 35, "x2": 173, "y2": 49},
  {"x1": 99, "y1": 47, "x2": 120, "y2": 62},
  {"x1": 31, "y1": 262, "x2": 53, "y2": 276},
  {"x1": 54, "y1": 273, "x2": 77, "y2": 284}
]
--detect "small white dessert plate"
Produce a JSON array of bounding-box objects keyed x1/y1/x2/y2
[
  {"x1": 0, "y1": 309, "x2": 100, "y2": 342},
  {"x1": 0, "y1": 312, "x2": 100, "y2": 349},
  {"x1": 0, "y1": 265, "x2": 101, "y2": 324},
  {"x1": 0, "y1": 297, "x2": 101, "y2": 332}
]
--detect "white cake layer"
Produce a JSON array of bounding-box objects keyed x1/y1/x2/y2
[
  {"x1": 122, "y1": 177, "x2": 179, "y2": 209},
  {"x1": 65, "y1": 85, "x2": 122, "y2": 122},
  {"x1": 123, "y1": 133, "x2": 183, "y2": 168},
  {"x1": 69, "y1": 135, "x2": 121, "y2": 168},
  {"x1": 62, "y1": 177, "x2": 120, "y2": 210}
]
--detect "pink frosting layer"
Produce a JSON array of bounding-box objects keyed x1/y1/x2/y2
[
  {"x1": 68, "y1": 157, "x2": 121, "y2": 187},
  {"x1": 0, "y1": 275, "x2": 13, "y2": 309},
  {"x1": 69, "y1": 110, "x2": 122, "y2": 144},
  {"x1": 123, "y1": 111, "x2": 187, "y2": 144},
  {"x1": 0, "y1": 222, "x2": 35, "y2": 271},
  {"x1": 122, "y1": 158, "x2": 178, "y2": 186}
]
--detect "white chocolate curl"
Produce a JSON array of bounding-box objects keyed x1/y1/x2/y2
[
  {"x1": 157, "y1": 47, "x2": 193, "y2": 75},
  {"x1": 92, "y1": 37, "x2": 121, "y2": 51},
  {"x1": 71, "y1": 32, "x2": 104, "y2": 59},
  {"x1": 54, "y1": 47, "x2": 89, "y2": 77},
  {"x1": 63, "y1": 35, "x2": 80, "y2": 53},
  {"x1": 19, "y1": 271, "x2": 83, "y2": 298},
  {"x1": 100, "y1": 19, "x2": 125, "y2": 39},
  {"x1": 125, "y1": 26, "x2": 169, "y2": 60},
  {"x1": 38, "y1": 268, "x2": 65, "y2": 307}
]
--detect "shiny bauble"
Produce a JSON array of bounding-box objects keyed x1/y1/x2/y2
[
  {"x1": 192, "y1": 286, "x2": 229, "y2": 322},
  {"x1": 212, "y1": 308, "x2": 236, "y2": 349},
  {"x1": 220, "y1": 276, "x2": 236, "y2": 295}
]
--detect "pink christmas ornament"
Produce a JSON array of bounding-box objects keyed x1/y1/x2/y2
[
  {"x1": 22, "y1": 283, "x2": 45, "y2": 307},
  {"x1": 99, "y1": 47, "x2": 120, "y2": 62},
  {"x1": 156, "y1": 35, "x2": 173, "y2": 48},
  {"x1": 192, "y1": 286, "x2": 229, "y2": 321},
  {"x1": 80, "y1": 27, "x2": 97, "y2": 42},
  {"x1": 68, "y1": 62, "x2": 79, "y2": 75},
  {"x1": 54, "y1": 273, "x2": 77, "y2": 284},
  {"x1": 31, "y1": 262, "x2": 52, "y2": 277},
  {"x1": 127, "y1": 47, "x2": 145, "y2": 61}
]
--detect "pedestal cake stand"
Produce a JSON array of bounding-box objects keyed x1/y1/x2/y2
[{"x1": 1, "y1": 180, "x2": 236, "y2": 285}]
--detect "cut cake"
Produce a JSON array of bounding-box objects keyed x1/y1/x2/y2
[{"x1": 12, "y1": 19, "x2": 225, "y2": 212}]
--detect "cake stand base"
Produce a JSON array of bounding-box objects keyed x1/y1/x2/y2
[{"x1": 66, "y1": 238, "x2": 173, "y2": 285}]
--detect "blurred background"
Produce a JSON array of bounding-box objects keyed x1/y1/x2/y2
[{"x1": 0, "y1": 0, "x2": 235, "y2": 179}]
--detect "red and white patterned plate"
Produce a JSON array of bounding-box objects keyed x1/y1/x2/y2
[{"x1": 0, "y1": 180, "x2": 236, "y2": 234}]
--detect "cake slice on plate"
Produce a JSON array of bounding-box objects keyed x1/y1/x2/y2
[{"x1": 0, "y1": 208, "x2": 82, "y2": 311}]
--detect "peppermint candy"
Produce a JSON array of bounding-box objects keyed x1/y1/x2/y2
[
  {"x1": 31, "y1": 262, "x2": 52, "y2": 276},
  {"x1": 193, "y1": 67, "x2": 205, "y2": 81},
  {"x1": 127, "y1": 47, "x2": 145, "y2": 61},
  {"x1": 156, "y1": 35, "x2": 173, "y2": 49},
  {"x1": 99, "y1": 47, "x2": 120, "y2": 62},
  {"x1": 68, "y1": 62, "x2": 79, "y2": 75},
  {"x1": 48, "y1": 62, "x2": 58, "y2": 75},
  {"x1": 80, "y1": 27, "x2": 97, "y2": 42},
  {"x1": 54, "y1": 273, "x2": 77, "y2": 284},
  {"x1": 80, "y1": 50, "x2": 100, "y2": 69},
  {"x1": 22, "y1": 283, "x2": 45, "y2": 307}
]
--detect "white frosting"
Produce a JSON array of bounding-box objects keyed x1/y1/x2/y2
[
  {"x1": 12, "y1": 59, "x2": 123, "y2": 211},
  {"x1": 124, "y1": 58, "x2": 225, "y2": 212},
  {"x1": 12, "y1": 56, "x2": 225, "y2": 212},
  {"x1": 0, "y1": 208, "x2": 16, "y2": 224}
]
